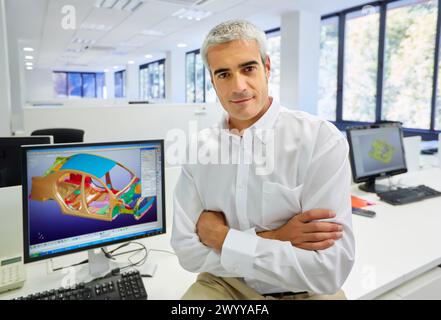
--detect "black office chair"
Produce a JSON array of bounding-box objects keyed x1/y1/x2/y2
[{"x1": 31, "y1": 128, "x2": 85, "y2": 144}]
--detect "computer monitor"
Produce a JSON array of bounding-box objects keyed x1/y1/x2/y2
[
  {"x1": 21, "y1": 140, "x2": 165, "y2": 276},
  {"x1": 346, "y1": 123, "x2": 407, "y2": 193},
  {"x1": 0, "y1": 136, "x2": 53, "y2": 188}
]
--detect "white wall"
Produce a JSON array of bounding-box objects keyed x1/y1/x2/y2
[
  {"x1": 280, "y1": 11, "x2": 321, "y2": 113},
  {"x1": 126, "y1": 63, "x2": 138, "y2": 100},
  {"x1": 25, "y1": 68, "x2": 53, "y2": 102},
  {"x1": 0, "y1": 0, "x2": 11, "y2": 136},
  {"x1": 166, "y1": 50, "x2": 186, "y2": 103},
  {"x1": 23, "y1": 102, "x2": 224, "y2": 165}
]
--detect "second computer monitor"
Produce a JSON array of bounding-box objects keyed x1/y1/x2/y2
[
  {"x1": 0, "y1": 136, "x2": 53, "y2": 188},
  {"x1": 21, "y1": 140, "x2": 165, "y2": 263},
  {"x1": 346, "y1": 123, "x2": 407, "y2": 193}
]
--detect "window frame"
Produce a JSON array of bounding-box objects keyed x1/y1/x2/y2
[
  {"x1": 139, "y1": 59, "x2": 166, "y2": 100},
  {"x1": 322, "y1": 0, "x2": 441, "y2": 140},
  {"x1": 114, "y1": 69, "x2": 126, "y2": 99},
  {"x1": 53, "y1": 71, "x2": 103, "y2": 99},
  {"x1": 185, "y1": 49, "x2": 207, "y2": 103}
]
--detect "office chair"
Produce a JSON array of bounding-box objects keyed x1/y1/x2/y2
[{"x1": 31, "y1": 128, "x2": 84, "y2": 144}]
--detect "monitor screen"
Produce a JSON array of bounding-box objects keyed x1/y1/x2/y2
[
  {"x1": 347, "y1": 124, "x2": 407, "y2": 182},
  {"x1": 21, "y1": 140, "x2": 165, "y2": 263},
  {"x1": 0, "y1": 136, "x2": 53, "y2": 188}
]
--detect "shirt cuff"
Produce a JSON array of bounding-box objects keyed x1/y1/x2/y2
[{"x1": 220, "y1": 228, "x2": 258, "y2": 276}]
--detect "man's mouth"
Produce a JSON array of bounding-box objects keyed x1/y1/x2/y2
[{"x1": 230, "y1": 97, "x2": 254, "y2": 104}]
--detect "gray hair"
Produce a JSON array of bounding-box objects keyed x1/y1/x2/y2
[{"x1": 201, "y1": 19, "x2": 268, "y2": 72}]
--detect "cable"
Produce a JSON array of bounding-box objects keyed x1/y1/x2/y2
[{"x1": 50, "y1": 242, "x2": 176, "y2": 273}]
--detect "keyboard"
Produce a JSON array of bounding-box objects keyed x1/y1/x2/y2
[
  {"x1": 13, "y1": 269, "x2": 147, "y2": 300},
  {"x1": 377, "y1": 185, "x2": 441, "y2": 205}
]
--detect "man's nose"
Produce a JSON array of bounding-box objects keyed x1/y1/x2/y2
[{"x1": 232, "y1": 74, "x2": 248, "y2": 93}]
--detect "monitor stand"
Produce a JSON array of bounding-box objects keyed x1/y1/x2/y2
[
  {"x1": 88, "y1": 248, "x2": 111, "y2": 277},
  {"x1": 359, "y1": 178, "x2": 390, "y2": 194}
]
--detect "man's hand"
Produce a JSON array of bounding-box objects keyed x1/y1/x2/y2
[
  {"x1": 196, "y1": 211, "x2": 229, "y2": 252},
  {"x1": 257, "y1": 209, "x2": 343, "y2": 251}
]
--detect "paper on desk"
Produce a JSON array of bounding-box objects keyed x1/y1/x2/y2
[{"x1": 351, "y1": 195, "x2": 375, "y2": 208}]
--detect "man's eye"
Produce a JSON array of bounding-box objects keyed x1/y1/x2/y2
[
  {"x1": 218, "y1": 73, "x2": 228, "y2": 79},
  {"x1": 244, "y1": 66, "x2": 256, "y2": 72}
]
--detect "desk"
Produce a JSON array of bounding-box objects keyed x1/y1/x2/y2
[
  {"x1": 0, "y1": 166, "x2": 197, "y2": 300},
  {"x1": 342, "y1": 167, "x2": 441, "y2": 299},
  {"x1": 1, "y1": 165, "x2": 441, "y2": 300}
]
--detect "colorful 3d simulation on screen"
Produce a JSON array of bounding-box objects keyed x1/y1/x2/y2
[{"x1": 30, "y1": 153, "x2": 155, "y2": 222}]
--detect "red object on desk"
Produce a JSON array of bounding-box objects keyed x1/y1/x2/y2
[{"x1": 351, "y1": 195, "x2": 375, "y2": 208}]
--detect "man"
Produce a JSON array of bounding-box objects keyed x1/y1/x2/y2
[{"x1": 171, "y1": 20, "x2": 355, "y2": 300}]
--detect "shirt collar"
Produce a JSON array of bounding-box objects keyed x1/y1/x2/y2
[
  {"x1": 219, "y1": 99, "x2": 280, "y2": 145},
  {"x1": 220, "y1": 98, "x2": 280, "y2": 141}
]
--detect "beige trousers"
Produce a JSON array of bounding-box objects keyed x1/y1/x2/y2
[{"x1": 182, "y1": 272, "x2": 347, "y2": 300}]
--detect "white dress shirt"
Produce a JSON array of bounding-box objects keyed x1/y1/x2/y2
[{"x1": 171, "y1": 100, "x2": 355, "y2": 295}]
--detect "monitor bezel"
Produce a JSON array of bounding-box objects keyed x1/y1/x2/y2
[
  {"x1": 346, "y1": 123, "x2": 408, "y2": 183},
  {"x1": 21, "y1": 139, "x2": 166, "y2": 264}
]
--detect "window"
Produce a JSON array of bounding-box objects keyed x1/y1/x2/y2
[
  {"x1": 114, "y1": 70, "x2": 126, "y2": 98},
  {"x1": 185, "y1": 50, "x2": 216, "y2": 103},
  {"x1": 383, "y1": 0, "x2": 437, "y2": 129},
  {"x1": 139, "y1": 59, "x2": 166, "y2": 100},
  {"x1": 53, "y1": 71, "x2": 105, "y2": 99},
  {"x1": 343, "y1": 7, "x2": 380, "y2": 122},
  {"x1": 266, "y1": 29, "x2": 281, "y2": 102},
  {"x1": 320, "y1": 0, "x2": 441, "y2": 138},
  {"x1": 318, "y1": 17, "x2": 339, "y2": 121}
]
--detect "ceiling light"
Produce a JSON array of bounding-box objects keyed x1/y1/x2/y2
[
  {"x1": 26, "y1": 66, "x2": 33, "y2": 70},
  {"x1": 25, "y1": 62, "x2": 33, "y2": 66},
  {"x1": 144, "y1": 54, "x2": 152, "y2": 59},
  {"x1": 25, "y1": 55, "x2": 34, "y2": 60},
  {"x1": 23, "y1": 47, "x2": 34, "y2": 52},
  {"x1": 113, "y1": 66, "x2": 119, "y2": 69},
  {"x1": 128, "y1": 60, "x2": 135, "y2": 64},
  {"x1": 177, "y1": 43, "x2": 187, "y2": 48},
  {"x1": 140, "y1": 30, "x2": 165, "y2": 37},
  {"x1": 172, "y1": 8, "x2": 211, "y2": 21},
  {"x1": 80, "y1": 23, "x2": 112, "y2": 32},
  {"x1": 104, "y1": 68, "x2": 109, "y2": 72}
]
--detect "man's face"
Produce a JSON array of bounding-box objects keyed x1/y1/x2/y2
[{"x1": 206, "y1": 39, "x2": 271, "y2": 126}]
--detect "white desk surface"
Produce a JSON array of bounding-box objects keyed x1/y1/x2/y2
[
  {"x1": 342, "y1": 167, "x2": 441, "y2": 299},
  {"x1": 1, "y1": 163, "x2": 441, "y2": 300}
]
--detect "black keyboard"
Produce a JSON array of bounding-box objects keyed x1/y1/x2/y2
[
  {"x1": 14, "y1": 270, "x2": 147, "y2": 300},
  {"x1": 377, "y1": 185, "x2": 441, "y2": 205}
]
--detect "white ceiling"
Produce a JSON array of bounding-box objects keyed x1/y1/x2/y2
[{"x1": 5, "y1": 0, "x2": 369, "y2": 71}]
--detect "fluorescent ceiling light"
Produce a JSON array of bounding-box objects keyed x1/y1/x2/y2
[
  {"x1": 128, "y1": 60, "x2": 135, "y2": 64},
  {"x1": 80, "y1": 23, "x2": 112, "y2": 32},
  {"x1": 25, "y1": 55, "x2": 34, "y2": 60},
  {"x1": 25, "y1": 62, "x2": 33, "y2": 66},
  {"x1": 26, "y1": 67, "x2": 33, "y2": 70},
  {"x1": 144, "y1": 54, "x2": 152, "y2": 59},
  {"x1": 140, "y1": 30, "x2": 164, "y2": 37},
  {"x1": 172, "y1": 8, "x2": 211, "y2": 21},
  {"x1": 177, "y1": 43, "x2": 187, "y2": 48},
  {"x1": 113, "y1": 66, "x2": 119, "y2": 69},
  {"x1": 23, "y1": 47, "x2": 34, "y2": 52},
  {"x1": 104, "y1": 68, "x2": 109, "y2": 72}
]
